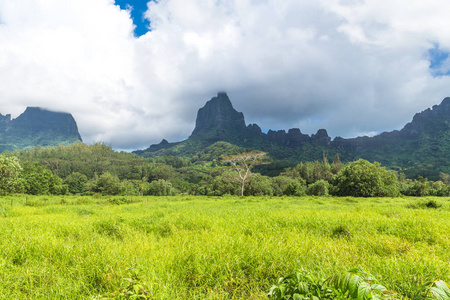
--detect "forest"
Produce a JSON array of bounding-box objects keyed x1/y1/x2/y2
[{"x1": 1, "y1": 142, "x2": 449, "y2": 197}]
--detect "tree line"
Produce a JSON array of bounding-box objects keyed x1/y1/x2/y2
[{"x1": 0, "y1": 142, "x2": 449, "y2": 197}]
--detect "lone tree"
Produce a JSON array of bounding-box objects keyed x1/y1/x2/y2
[{"x1": 223, "y1": 151, "x2": 268, "y2": 196}]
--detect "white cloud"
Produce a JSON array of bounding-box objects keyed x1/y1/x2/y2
[{"x1": 1, "y1": 0, "x2": 450, "y2": 150}]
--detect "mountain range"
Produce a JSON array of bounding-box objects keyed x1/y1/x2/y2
[
  {"x1": 1, "y1": 93, "x2": 448, "y2": 180},
  {"x1": 135, "y1": 92, "x2": 450, "y2": 180},
  {"x1": 0, "y1": 107, "x2": 82, "y2": 152}
]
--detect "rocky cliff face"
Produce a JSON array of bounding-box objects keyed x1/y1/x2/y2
[
  {"x1": 266, "y1": 128, "x2": 312, "y2": 146},
  {"x1": 400, "y1": 97, "x2": 450, "y2": 137},
  {"x1": 332, "y1": 97, "x2": 450, "y2": 151},
  {"x1": 0, "y1": 107, "x2": 82, "y2": 152},
  {"x1": 190, "y1": 92, "x2": 332, "y2": 146},
  {"x1": 12, "y1": 107, "x2": 82, "y2": 137},
  {"x1": 191, "y1": 92, "x2": 246, "y2": 136}
]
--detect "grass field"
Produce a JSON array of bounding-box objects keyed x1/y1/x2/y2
[{"x1": 0, "y1": 195, "x2": 449, "y2": 299}]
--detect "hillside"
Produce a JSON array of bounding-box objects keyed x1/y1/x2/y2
[
  {"x1": 135, "y1": 93, "x2": 450, "y2": 179},
  {"x1": 0, "y1": 107, "x2": 82, "y2": 152}
]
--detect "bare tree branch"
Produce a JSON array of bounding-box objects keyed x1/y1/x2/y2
[{"x1": 223, "y1": 151, "x2": 268, "y2": 196}]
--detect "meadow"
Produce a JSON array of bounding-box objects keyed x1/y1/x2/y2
[{"x1": 0, "y1": 195, "x2": 449, "y2": 299}]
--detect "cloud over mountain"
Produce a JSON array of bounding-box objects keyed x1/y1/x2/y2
[{"x1": 1, "y1": 0, "x2": 450, "y2": 150}]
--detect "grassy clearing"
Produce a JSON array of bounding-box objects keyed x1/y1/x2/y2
[{"x1": 0, "y1": 195, "x2": 449, "y2": 299}]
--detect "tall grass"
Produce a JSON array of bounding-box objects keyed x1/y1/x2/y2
[{"x1": 0, "y1": 195, "x2": 449, "y2": 299}]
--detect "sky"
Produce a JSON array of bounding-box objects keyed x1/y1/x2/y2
[{"x1": 1, "y1": 0, "x2": 450, "y2": 151}]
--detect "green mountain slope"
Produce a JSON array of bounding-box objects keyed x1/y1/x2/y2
[{"x1": 0, "y1": 107, "x2": 82, "y2": 152}]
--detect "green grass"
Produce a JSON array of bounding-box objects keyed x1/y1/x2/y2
[{"x1": 0, "y1": 195, "x2": 449, "y2": 299}]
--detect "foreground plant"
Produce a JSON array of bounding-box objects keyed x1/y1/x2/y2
[
  {"x1": 102, "y1": 268, "x2": 150, "y2": 299},
  {"x1": 326, "y1": 268, "x2": 397, "y2": 299},
  {"x1": 413, "y1": 280, "x2": 450, "y2": 300},
  {"x1": 268, "y1": 269, "x2": 345, "y2": 299},
  {"x1": 269, "y1": 268, "x2": 450, "y2": 300}
]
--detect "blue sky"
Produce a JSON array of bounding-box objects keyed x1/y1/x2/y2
[
  {"x1": 429, "y1": 44, "x2": 450, "y2": 77},
  {"x1": 114, "y1": 0, "x2": 151, "y2": 36}
]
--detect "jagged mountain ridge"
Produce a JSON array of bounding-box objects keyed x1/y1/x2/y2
[
  {"x1": 0, "y1": 107, "x2": 82, "y2": 152},
  {"x1": 188, "y1": 92, "x2": 333, "y2": 146},
  {"x1": 135, "y1": 93, "x2": 450, "y2": 179}
]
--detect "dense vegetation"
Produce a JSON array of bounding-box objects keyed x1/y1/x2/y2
[
  {"x1": 0, "y1": 195, "x2": 449, "y2": 299},
  {"x1": 0, "y1": 142, "x2": 448, "y2": 197}
]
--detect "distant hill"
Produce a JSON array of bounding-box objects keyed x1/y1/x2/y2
[
  {"x1": 0, "y1": 107, "x2": 82, "y2": 152},
  {"x1": 135, "y1": 93, "x2": 450, "y2": 180}
]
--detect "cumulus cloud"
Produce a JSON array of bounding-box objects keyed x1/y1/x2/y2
[{"x1": 1, "y1": 0, "x2": 450, "y2": 150}]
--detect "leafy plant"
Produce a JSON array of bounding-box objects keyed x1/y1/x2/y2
[
  {"x1": 413, "y1": 280, "x2": 450, "y2": 300},
  {"x1": 270, "y1": 268, "x2": 450, "y2": 300},
  {"x1": 102, "y1": 268, "x2": 150, "y2": 299},
  {"x1": 326, "y1": 268, "x2": 397, "y2": 300},
  {"x1": 268, "y1": 269, "x2": 344, "y2": 299},
  {"x1": 268, "y1": 268, "x2": 397, "y2": 300}
]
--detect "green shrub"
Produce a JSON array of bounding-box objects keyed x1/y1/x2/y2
[
  {"x1": 147, "y1": 179, "x2": 177, "y2": 196},
  {"x1": 307, "y1": 180, "x2": 329, "y2": 196},
  {"x1": 245, "y1": 174, "x2": 273, "y2": 196},
  {"x1": 0, "y1": 155, "x2": 23, "y2": 195},
  {"x1": 332, "y1": 159, "x2": 399, "y2": 197},
  {"x1": 64, "y1": 172, "x2": 88, "y2": 194},
  {"x1": 271, "y1": 176, "x2": 307, "y2": 196},
  {"x1": 268, "y1": 269, "x2": 344, "y2": 299},
  {"x1": 284, "y1": 181, "x2": 306, "y2": 196}
]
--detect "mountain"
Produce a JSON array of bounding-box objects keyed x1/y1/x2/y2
[
  {"x1": 135, "y1": 93, "x2": 450, "y2": 180},
  {"x1": 0, "y1": 107, "x2": 82, "y2": 152},
  {"x1": 191, "y1": 92, "x2": 246, "y2": 136}
]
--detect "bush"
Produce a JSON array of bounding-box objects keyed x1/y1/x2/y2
[
  {"x1": 147, "y1": 179, "x2": 177, "y2": 196},
  {"x1": 95, "y1": 172, "x2": 122, "y2": 195},
  {"x1": 245, "y1": 174, "x2": 273, "y2": 196},
  {"x1": 332, "y1": 159, "x2": 399, "y2": 197},
  {"x1": 284, "y1": 181, "x2": 306, "y2": 196},
  {"x1": 307, "y1": 179, "x2": 329, "y2": 196},
  {"x1": 64, "y1": 172, "x2": 88, "y2": 194},
  {"x1": 209, "y1": 171, "x2": 240, "y2": 196},
  {"x1": 21, "y1": 162, "x2": 67, "y2": 195},
  {"x1": 271, "y1": 176, "x2": 306, "y2": 196},
  {"x1": 0, "y1": 155, "x2": 23, "y2": 195}
]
